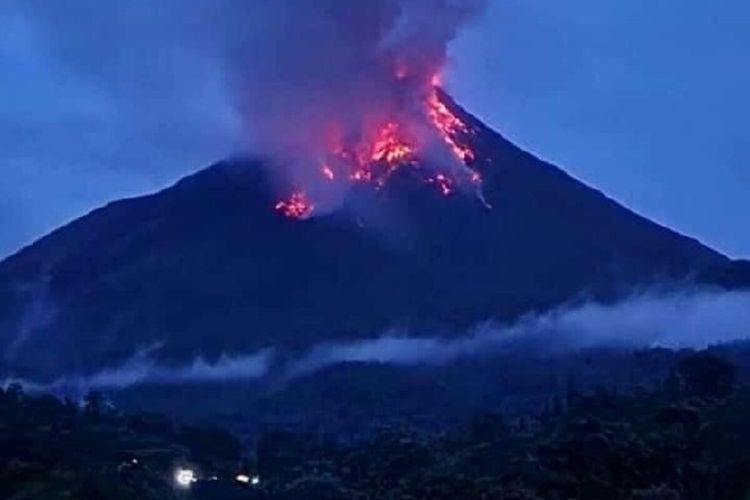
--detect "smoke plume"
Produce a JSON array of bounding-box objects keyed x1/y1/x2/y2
[
  {"x1": 229, "y1": 0, "x2": 487, "y2": 207},
  {"x1": 0, "y1": 1, "x2": 485, "y2": 255}
]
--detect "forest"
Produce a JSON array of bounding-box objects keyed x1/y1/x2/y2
[{"x1": 2, "y1": 350, "x2": 750, "y2": 499}]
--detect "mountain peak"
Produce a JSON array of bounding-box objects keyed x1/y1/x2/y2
[{"x1": 0, "y1": 96, "x2": 730, "y2": 378}]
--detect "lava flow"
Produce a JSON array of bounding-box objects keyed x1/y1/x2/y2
[
  {"x1": 371, "y1": 122, "x2": 414, "y2": 165},
  {"x1": 274, "y1": 191, "x2": 314, "y2": 219},
  {"x1": 426, "y1": 89, "x2": 476, "y2": 164},
  {"x1": 275, "y1": 81, "x2": 481, "y2": 219}
]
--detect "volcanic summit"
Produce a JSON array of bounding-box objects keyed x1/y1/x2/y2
[{"x1": 0, "y1": 89, "x2": 736, "y2": 379}]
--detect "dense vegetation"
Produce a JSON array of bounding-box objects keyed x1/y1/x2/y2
[
  {"x1": 250, "y1": 353, "x2": 750, "y2": 499},
  {"x1": 3, "y1": 352, "x2": 750, "y2": 499},
  {"x1": 0, "y1": 386, "x2": 244, "y2": 499}
]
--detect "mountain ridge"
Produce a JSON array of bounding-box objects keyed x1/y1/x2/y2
[{"x1": 0, "y1": 92, "x2": 743, "y2": 379}]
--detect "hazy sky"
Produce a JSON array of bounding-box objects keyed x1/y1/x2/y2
[
  {"x1": 0, "y1": 1, "x2": 748, "y2": 259},
  {"x1": 449, "y1": 1, "x2": 749, "y2": 258}
]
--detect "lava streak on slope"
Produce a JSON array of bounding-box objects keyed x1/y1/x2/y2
[
  {"x1": 371, "y1": 122, "x2": 414, "y2": 165},
  {"x1": 425, "y1": 89, "x2": 476, "y2": 164},
  {"x1": 275, "y1": 81, "x2": 481, "y2": 219}
]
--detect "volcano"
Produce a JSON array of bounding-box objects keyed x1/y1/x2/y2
[{"x1": 0, "y1": 92, "x2": 741, "y2": 378}]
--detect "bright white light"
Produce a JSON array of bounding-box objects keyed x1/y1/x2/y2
[
  {"x1": 175, "y1": 468, "x2": 196, "y2": 488},
  {"x1": 235, "y1": 474, "x2": 260, "y2": 486}
]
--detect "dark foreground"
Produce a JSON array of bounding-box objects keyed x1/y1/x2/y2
[{"x1": 2, "y1": 351, "x2": 750, "y2": 499}]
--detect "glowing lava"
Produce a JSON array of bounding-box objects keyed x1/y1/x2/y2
[
  {"x1": 275, "y1": 79, "x2": 482, "y2": 219},
  {"x1": 425, "y1": 88, "x2": 476, "y2": 164},
  {"x1": 275, "y1": 191, "x2": 314, "y2": 219},
  {"x1": 321, "y1": 164, "x2": 335, "y2": 181},
  {"x1": 328, "y1": 120, "x2": 415, "y2": 188},
  {"x1": 371, "y1": 122, "x2": 413, "y2": 164},
  {"x1": 428, "y1": 173, "x2": 454, "y2": 196}
]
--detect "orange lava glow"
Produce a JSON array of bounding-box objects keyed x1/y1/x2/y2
[
  {"x1": 428, "y1": 173, "x2": 454, "y2": 196},
  {"x1": 371, "y1": 122, "x2": 414, "y2": 164},
  {"x1": 274, "y1": 74, "x2": 483, "y2": 218},
  {"x1": 350, "y1": 167, "x2": 373, "y2": 183},
  {"x1": 425, "y1": 88, "x2": 476, "y2": 164},
  {"x1": 275, "y1": 191, "x2": 314, "y2": 219},
  {"x1": 331, "y1": 121, "x2": 415, "y2": 187}
]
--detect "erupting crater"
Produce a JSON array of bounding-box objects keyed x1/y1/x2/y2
[{"x1": 275, "y1": 80, "x2": 483, "y2": 219}]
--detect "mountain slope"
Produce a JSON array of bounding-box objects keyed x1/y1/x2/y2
[{"x1": 0, "y1": 93, "x2": 731, "y2": 377}]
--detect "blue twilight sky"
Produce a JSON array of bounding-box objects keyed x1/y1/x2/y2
[
  {"x1": 0, "y1": 1, "x2": 748, "y2": 259},
  {"x1": 449, "y1": 1, "x2": 749, "y2": 258}
]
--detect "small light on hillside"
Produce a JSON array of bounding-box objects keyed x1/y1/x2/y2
[
  {"x1": 236, "y1": 474, "x2": 260, "y2": 486},
  {"x1": 175, "y1": 468, "x2": 196, "y2": 488}
]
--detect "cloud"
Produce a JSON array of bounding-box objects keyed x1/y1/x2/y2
[
  {"x1": 510, "y1": 288, "x2": 750, "y2": 350},
  {"x1": 7, "y1": 288, "x2": 748, "y2": 392},
  {"x1": 288, "y1": 288, "x2": 750, "y2": 376},
  {"x1": 3, "y1": 347, "x2": 274, "y2": 393}
]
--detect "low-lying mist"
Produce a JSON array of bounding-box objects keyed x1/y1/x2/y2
[
  {"x1": 3, "y1": 348, "x2": 274, "y2": 393},
  {"x1": 5, "y1": 288, "x2": 750, "y2": 392},
  {"x1": 290, "y1": 287, "x2": 750, "y2": 375}
]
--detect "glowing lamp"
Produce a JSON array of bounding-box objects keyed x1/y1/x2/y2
[{"x1": 174, "y1": 468, "x2": 196, "y2": 488}]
